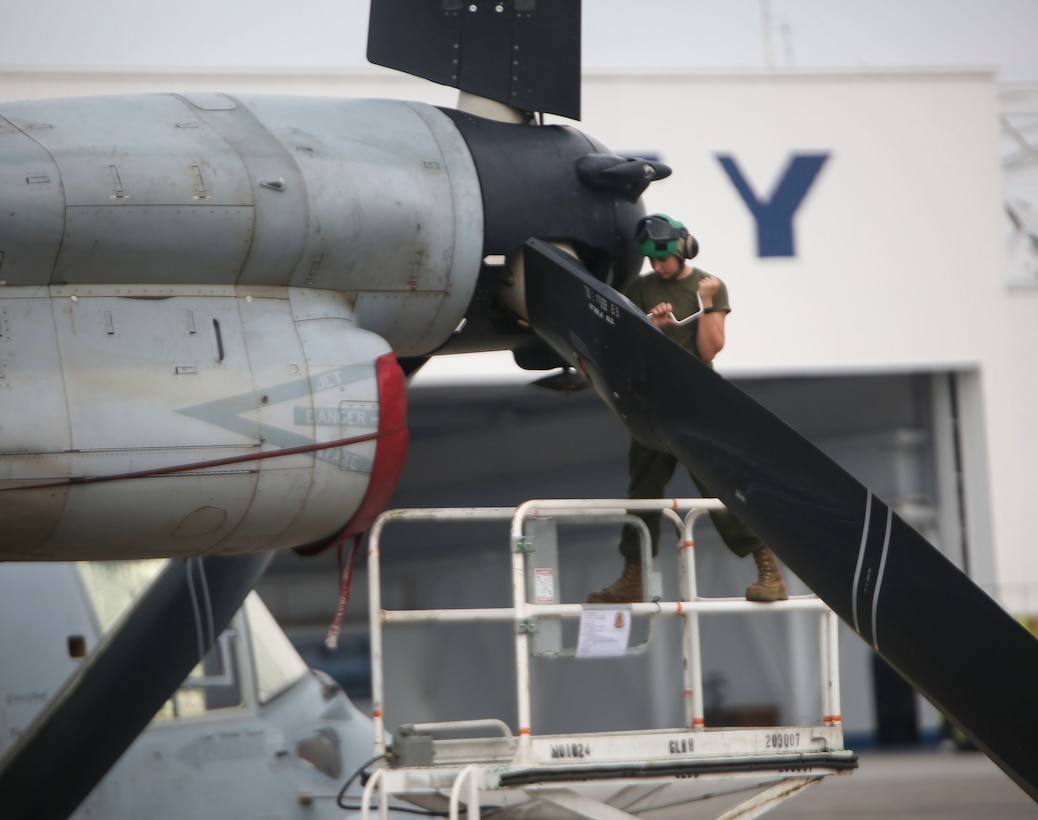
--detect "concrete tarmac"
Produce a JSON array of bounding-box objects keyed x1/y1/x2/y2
[
  {"x1": 767, "y1": 748, "x2": 1036, "y2": 819},
  {"x1": 648, "y1": 748, "x2": 1036, "y2": 819}
]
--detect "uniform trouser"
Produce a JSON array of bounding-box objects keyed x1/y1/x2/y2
[{"x1": 618, "y1": 437, "x2": 763, "y2": 561}]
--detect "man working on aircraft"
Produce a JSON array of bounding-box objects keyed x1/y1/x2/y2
[{"x1": 588, "y1": 213, "x2": 788, "y2": 604}]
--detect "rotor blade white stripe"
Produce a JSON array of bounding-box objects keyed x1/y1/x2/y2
[
  {"x1": 851, "y1": 490, "x2": 873, "y2": 634},
  {"x1": 872, "y1": 506, "x2": 894, "y2": 651}
]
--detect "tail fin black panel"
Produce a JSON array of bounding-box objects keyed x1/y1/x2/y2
[
  {"x1": 367, "y1": 0, "x2": 580, "y2": 119},
  {"x1": 523, "y1": 238, "x2": 1038, "y2": 802}
]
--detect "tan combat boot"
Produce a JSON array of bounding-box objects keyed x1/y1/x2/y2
[
  {"x1": 746, "y1": 546, "x2": 788, "y2": 602},
  {"x1": 587, "y1": 558, "x2": 643, "y2": 604}
]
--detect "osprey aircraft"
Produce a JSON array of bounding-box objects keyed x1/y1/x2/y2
[{"x1": 0, "y1": 0, "x2": 1036, "y2": 815}]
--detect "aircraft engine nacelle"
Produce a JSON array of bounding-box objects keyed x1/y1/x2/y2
[
  {"x1": 0, "y1": 288, "x2": 408, "y2": 560},
  {"x1": 0, "y1": 90, "x2": 661, "y2": 561},
  {"x1": 0, "y1": 92, "x2": 478, "y2": 560},
  {"x1": 0, "y1": 93, "x2": 485, "y2": 358}
]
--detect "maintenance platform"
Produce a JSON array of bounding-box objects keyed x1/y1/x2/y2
[{"x1": 359, "y1": 499, "x2": 856, "y2": 818}]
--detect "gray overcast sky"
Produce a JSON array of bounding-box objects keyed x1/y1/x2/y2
[{"x1": 1, "y1": 0, "x2": 1037, "y2": 81}]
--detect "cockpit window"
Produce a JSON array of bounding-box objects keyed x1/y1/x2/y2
[
  {"x1": 152, "y1": 627, "x2": 244, "y2": 720},
  {"x1": 74, "y1": 563, "x2": 306, "y2": 718},
  {"x1": 244, "y1": 593, "x2": 309, "y2": 705},
  {"x1": 77, "y1": 559, "x2": 167, "y2": 633},
  {"x1": 76, "y1": 559, "x2": 245, "y2": 721}
]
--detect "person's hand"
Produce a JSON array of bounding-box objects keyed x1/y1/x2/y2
[
  {"x1": 698, "y1": 274, "x2": 720, "y2": 304},
  {"x1": 648, "y1": 302, "x2": 676, "y2": 328}
]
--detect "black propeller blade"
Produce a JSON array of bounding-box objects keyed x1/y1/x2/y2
[
  {"x1": 0, "y1": 553, "x2": 272, "y2": 819},
  {"x1": 368, "y1": 0, "x2": 581, "y2": 120},
  {"x1": 522, "y1": 238, "x2": 1038, "y2": 802}
]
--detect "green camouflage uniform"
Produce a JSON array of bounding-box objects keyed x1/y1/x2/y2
[{"x1": 619, "y1": 268, "x2": 763, "y2": 560}]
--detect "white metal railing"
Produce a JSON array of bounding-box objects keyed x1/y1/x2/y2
[
  {"x1": 448, "y1": 764, "x2": 481, "y2": 820},
  {"x1": 366, "y1": 498, "x2": 843, "y2": 771}
]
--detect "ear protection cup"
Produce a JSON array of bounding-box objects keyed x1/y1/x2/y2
[{"x1": 678, "y1": 232, "x2": 699, "y2": 260}]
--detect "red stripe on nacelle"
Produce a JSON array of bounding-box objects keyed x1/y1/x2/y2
[
  {"x1": 339, "y1": 353, "x2": 409, "y2": 539},
  {"x1": 294, "y1": 353, "x2": 408, "y2": 556}
]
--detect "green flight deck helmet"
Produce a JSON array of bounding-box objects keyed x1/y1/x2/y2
[{"x1": 635, "y1": 213, "x2": 699, "y2": 260}]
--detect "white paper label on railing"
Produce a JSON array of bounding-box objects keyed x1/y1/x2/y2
[
  {"x1": 534, "y1": 568, "x2": 555, "y2": 603},
  {"x1": 576, "y1": 609, "x2": 632, "y2": 657}
]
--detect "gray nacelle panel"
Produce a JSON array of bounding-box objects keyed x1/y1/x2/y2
[
  {"x1": 0, "y1": 95, "x2": 483, "y2": 355},
  {"x1": 232, "y1": 95, "x2": 484, "y2": 355},
  {"x1": 0, "y1": 288, "x2": 396, "y2": 559},
  {"x1": 0, "y1": 117, "x2": 64, "y2": 286},
  {"x1": 58, "y1": 205, "x2": 254, "y2": 286}
]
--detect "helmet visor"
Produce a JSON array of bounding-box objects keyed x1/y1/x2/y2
[{"x1": 635, "y1": 216, "x2": 682, "y2": 258}]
